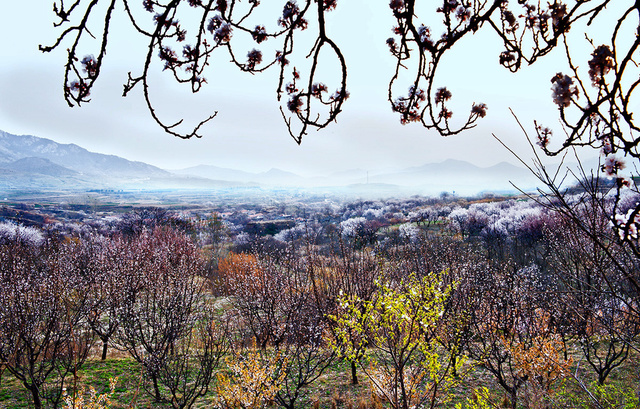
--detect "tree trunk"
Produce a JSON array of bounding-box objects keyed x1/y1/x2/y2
[
  {"x1": 152, "y1": 373, "x2": 162, "y2": 402},
  {"x1": 451, "y1": 352, "x2": 459, "y2": 378},
  {"x1": 598, "y1": 372, "x2": 606, "y2": 386},
  {"x1": 101, "y1": 337, "x2": 109, "y2": 360},
  {"x1": 509, "y1": 388, "x2": 518, "y2": 409},
  {"x1": 350, "y1": 361, "x2": 358, "y2": 385},
  {"x1": 28, "y1": 385, "x2": 43, "y2": 409}
]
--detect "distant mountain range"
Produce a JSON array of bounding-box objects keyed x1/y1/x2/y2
[
  {"x1": 0, "y1": 131, "x2": 167, "y2": 178},
  {"x1": 171, "y1": 165, "x2": 307, "y2": 186},
  {"x1": 171, "y1": 159, "x2": 542, "y2": 194},
  {"x1": 0, "y1": 129, "x2": 545, "y2": 197},
  {"x1": 0, "y1": 130, "x2": 240, "y2": 192}
]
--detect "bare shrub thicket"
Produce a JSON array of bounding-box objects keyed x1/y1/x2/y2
[
  {"x1": 0, "y1": 224, "x2": 232, "y2": 409},
  {"x1": 3, "y1": 188, "x2": 640, "y2": 409},
  {"x1": 0, "y1": 238, "x2": 93, "y2": 409},
  {"x1": 111, "y1": 227, "x2": 229, "y2": 407},
  {"x1": 221, "y1": 246, "x2": 336, "y2": 409},
  {"x1": 545, "y1": 205, "x2": 640, "y2": 386}
]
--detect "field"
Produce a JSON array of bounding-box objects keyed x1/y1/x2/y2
[
  {"x1": 1, "y1": 344, "x2": 638, "y2": 408},
  {"x1": 2, "y1": 193, "x2": 640, "y2": 409}
]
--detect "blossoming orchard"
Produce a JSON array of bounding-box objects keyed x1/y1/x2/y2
[
  {"x1": 2, "y1": 187, "x2": 639, "y2": 407},
  {"x1": 0, "y1": 0, "x2": 639, "y2": 408}
]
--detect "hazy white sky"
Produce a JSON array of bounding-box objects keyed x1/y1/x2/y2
[{"x1": 0, "y1": 1, "x2": 618, "y2": 175}]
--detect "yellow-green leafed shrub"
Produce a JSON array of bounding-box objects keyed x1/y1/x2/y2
[
  {"x1": 329, "y1": 271, "x2": 465, "y2": 409},
  {"x1": 214, "y1": 349, "x2": 287, "y2": 409},
  {"x1": 455, "y1": 387, "x2": 499, "y2": 409},
  {"x1": 63, "y1": 378, "x2": 118, "y2": 409},
  {"x1": 555, "y1": 381, "x2": 640, "y2": 409}
]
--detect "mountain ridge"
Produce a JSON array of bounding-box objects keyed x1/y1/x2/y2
[
  {"x1": 0, "y1": 130, "x2": 168, "y2": 178},
  {"x1": 0, "y1": 129, "x2": 542, "y2": 196}
]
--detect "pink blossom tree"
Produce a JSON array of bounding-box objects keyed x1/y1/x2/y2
[{"x1": 0, "y1": 237, "x2": 94, "y2": 409}]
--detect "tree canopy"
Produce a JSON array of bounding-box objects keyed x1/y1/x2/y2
[{"x1": 40, "y1": 1, "x2": 636, "y2": 145}]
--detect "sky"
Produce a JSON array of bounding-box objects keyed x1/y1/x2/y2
[{"x1": 0, "y1": 1, "x2": 618, "y2": 176}]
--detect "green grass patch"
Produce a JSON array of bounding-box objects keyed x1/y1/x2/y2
[{"x1": 1, "y1": 347, "x2": 639, "y2": 408}]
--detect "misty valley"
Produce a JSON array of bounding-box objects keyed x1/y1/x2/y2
[
  {"x1": 3, "y1": 0, "x2": 640, "y2": 407},
  {"x1": 1, "y1": 174, "x2": 639, "y2": 408}
]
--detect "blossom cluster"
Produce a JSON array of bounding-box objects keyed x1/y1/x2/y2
[
  {"x1": 588, "y1": 45, "x2": 615, "y2": 88},
  {"x1": 551, "y1": 73, "x2": 579, "y2": 108},
  {"x1": 0, "y1": 221, "x2": 44, "y2": 246},
  {"x1": 393, "y1": 85, "x2": 427, "y2": 124},
  {"x1": 602, "y1": 155, "x2": 625, "y2": 177},
  {"x1": 278, "y1": 1, "x2": 308, "y2": 30}
]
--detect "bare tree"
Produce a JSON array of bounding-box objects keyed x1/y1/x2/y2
[
  {"x1": 271, "y1": 259, "x2": 336, "y2": 409},
  {"x1": 222, "y1": 243, "x2": 337, "y2": 408},
  {"x1": 152, "y1": 306, "x2": 230, "y2": 409},
  {"x1": 0, "y1": 238, "x2": 94, "y2": 409},
  {"x1": 78, "y1": 234, "x2": 124, "y2": 361},
  {"x1": 113, "y1": 227, "x2": 214, "y2": 405},
  {"x1": 312, "y1": 235, "x2": 383, "y2": 385},
  {"x1": 223, "y1": 249, "x2": 296, "y2": 350},
  {"x1": 461, "y1": 258, "x2": 572, "y2": 409},
  {"x1": 545, "y1": 206, "x2": 640, "y2": 385}
]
